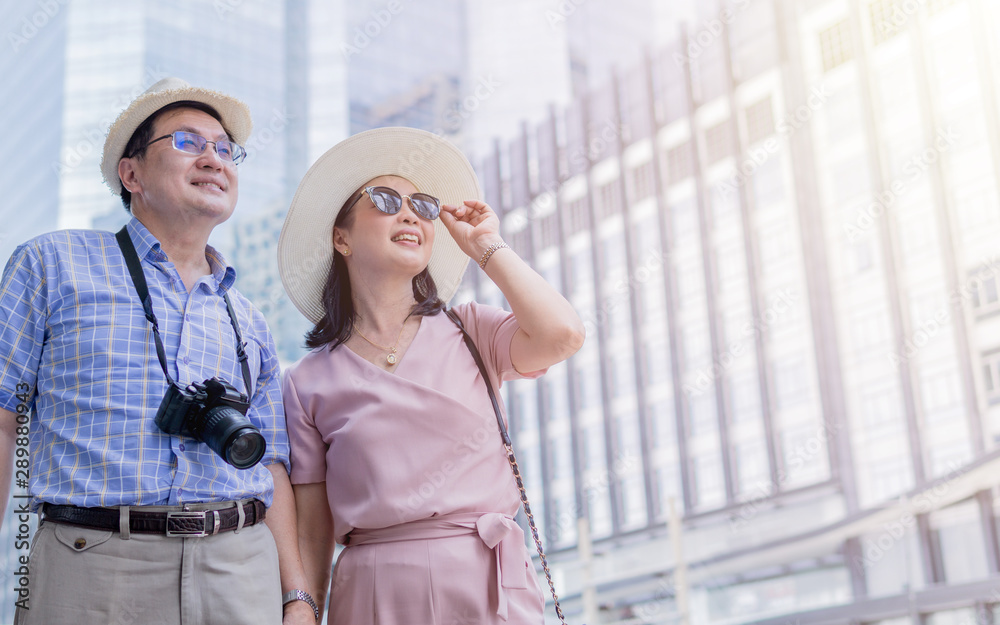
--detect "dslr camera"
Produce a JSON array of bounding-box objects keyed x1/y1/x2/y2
[{"x1": 154, "y1": 377, "x2": 266, "y2": 469}]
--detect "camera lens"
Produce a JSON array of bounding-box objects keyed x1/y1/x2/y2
[
  {"x1": 227, "y1": 429, "x2": 267, "y2": 469},
  {"x1": 200, "y1": 405, "x2": 267, "y2": 469}
]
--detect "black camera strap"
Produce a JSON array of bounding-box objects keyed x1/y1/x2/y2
[{"x1": 115, "y1": 227, "x2": 253, "y2": 396}]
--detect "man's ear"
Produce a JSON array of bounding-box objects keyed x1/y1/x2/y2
[{"x1": 118, "y1": 157, "x2": 142, "y2": 195}]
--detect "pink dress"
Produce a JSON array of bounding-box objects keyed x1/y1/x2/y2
[{"x1": 283, "y1": 302, "x2": 547, "y2": 625}]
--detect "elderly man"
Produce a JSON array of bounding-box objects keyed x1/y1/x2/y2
[{"x1": 0, "y1": 78, "x2": 315, "y2": 624}]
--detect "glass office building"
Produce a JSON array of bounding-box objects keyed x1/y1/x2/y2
[{"x1": 464, "y1": 0, "x2": 1000, "y2": 622}]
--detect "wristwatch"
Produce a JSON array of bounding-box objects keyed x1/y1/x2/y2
[{"x1": 282, "y1": 589, "x2": 320, "y2": 622}]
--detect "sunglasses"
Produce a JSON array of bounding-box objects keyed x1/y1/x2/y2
[
  {"x1": 347, "y1": 186, "x2": 441, "y2": 221},
  {"x1": 141, "y1": 131, "x2": 247, "y2": 165}
]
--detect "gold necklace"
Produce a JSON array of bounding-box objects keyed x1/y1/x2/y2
[{"x1": 353, "y1": 318, "x2": 408, "y2": 365}]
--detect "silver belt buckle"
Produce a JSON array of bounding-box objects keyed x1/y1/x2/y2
[{"x1": 165, "y1": 510, "x2": 220, "y2": 537}]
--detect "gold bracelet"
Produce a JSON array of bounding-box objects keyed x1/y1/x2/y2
[{"x1": 478, "y1": 241, "x2": 510, "y2": 270}]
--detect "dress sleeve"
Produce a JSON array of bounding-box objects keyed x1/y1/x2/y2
[
  {"x1": 0, "y1": 242, "x2": 48, "y2": 413},
  {"x1": 282, "y1": 366, "x2": 328, "y2": 484},
  {"x1": 452, "y1": 301, "x2": 547, "y2": 384}
]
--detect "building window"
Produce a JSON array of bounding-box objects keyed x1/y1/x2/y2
[
  {"x1": 925, "y1": 0, "x2": 959, "y2": 15},
  {"x1": 954, "y1": 186, "x2": 1000, "y2": 235},
  {"x1": 628, "y1": 160, "x2": 656, "y2": 201},
  {"x1": 780, "y1": 424, "x2": 830, "y2": 487},
  {"x1": 610, "y1": 352, "x2": 636, "y2": 399},
  {"x1": 652, "y1": 465, "x2": 682, "y2": 519},
  {"x1": 711, "y1": 182, "x2": 739, "y2": 221},
  {"x1": 574, "y1": 360, "x2": 602, "y2": 411},
  {"x1": 692, "y1": 455, "x2": 726, "y2": 508},
  {"x1": 582, "y1": 423, "x2": 606, "y2": 473},
  {"x1": 688, "y1": 391, "x2": 718, "y2": 438},
  {"x1": 595, "y1": 179, "x2": 623, "y2": 221},
  {"x1": 538, "y1": 212, "x2": 560, "y2": 251},
  {"x1": 566, "y1": 196, "x2": 590, "y2": 234},
  {"x1": 547, "y1": 436, "x2": 573, "y2": 481},
  {"x1": 671, "y1": 197, "x2": 699, "y2": 243},
  {"x1": 819, "y1": 20, "x2": 855, "y2": 72},
  {"x1": 588, "y1": 495, "x2": 613, "y2": 538},
  {"x1": 649, "y1": 398, "x2": 676, "y2": 449},
  {"x1": 867, "y1": 455, "x2": 912, "y2": 503},
  {"x1": 643, "y1": 335, "x2": 671, "y2": 385},
  {"x1": 773, "y1": 357, "x2": 810, "y2": 410},
  {"x1": 549, "y1": 493, "x2": 578, "y2": 546},
  {"x1": 861, "y1": 385, "x2": 905, "y2": 429},
  {"x1": 752, "y1": 154, "x2": 785, "y2": 208},
  {"x1": 729, "y1": 372, "x2": 762, "y2": 423},
  {"x1": 920, "y1": 367, "x2": 964, "y2": 425},
  {"x1": 705, "y1": 120, "x2": 734, "y2": 165},
  {"x1": 981, "y1": 350, "x2": 1000, "y2": 405},
  {"x1": 569, "y1": 249, "x2": 593, "y2": 295},
  {"x1": 969, "y1": 268, "x2": 1000, "y2": 315},
  {"x1": 745, "y1": 97, "x2": 775, "y2": 145},
  {"x1": 666, "y1": 142, "x2": 694, "y2": 182},
  {"x1": 734, "y1": 439, "x2": 771, "y2": 497},
  {"x1": 508, "y1": 227, "x2": 530, "y2": 256},
  {"x1": 869, "y1": 0, "x2": 905, "y2": 45},
  {"x1": 601, "y1": 233, "x2": 626, "y2": 275},
  {"x1": 620, "y1": 474, "x2": 647, "y2": 529}
]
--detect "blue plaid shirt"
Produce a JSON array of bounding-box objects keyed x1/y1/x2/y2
[{"x1": 0, "y1": 218, "x2": 289, "y2": 511}]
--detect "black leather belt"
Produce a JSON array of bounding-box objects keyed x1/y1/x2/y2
[{"x1": 42, "y1": 500, "x2": 266, "y2": 537}]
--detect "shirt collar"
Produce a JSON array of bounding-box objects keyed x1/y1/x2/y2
[{"x1": 126, "y1": 217, "x2": 238, "y2": 294}]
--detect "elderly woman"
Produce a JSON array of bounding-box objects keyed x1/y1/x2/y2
[{"x1": 277, "y1": 127, "x2": 584, "y2": 624}]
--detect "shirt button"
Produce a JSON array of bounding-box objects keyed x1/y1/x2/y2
[
  {"x1": 74, "y1": 538, "x2": 87, "y2": 550},
  {"x1": 182, "y1": 356, "x2": 190, "y2": 364},
  {"x1": 179, "y1": 444, "x2": 185, "y2": 451}
]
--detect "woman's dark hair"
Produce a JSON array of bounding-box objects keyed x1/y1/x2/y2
[
  {"x1": 304, "y1": 189, "x2": 445, "y2": 350},
  {"x1": 119, "y1": 100, "x2": 228, "y2": 213}
]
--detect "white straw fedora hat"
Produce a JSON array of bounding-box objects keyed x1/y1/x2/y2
[
  {"x1": 278, "y1": 127, "x2": 482, "y2": 324},
  {"x1": 101, "y1": 77, "x2": 253, "y2": 194}
]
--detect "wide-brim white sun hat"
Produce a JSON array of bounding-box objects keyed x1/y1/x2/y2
[
  {"x1": 278, "y1": 127, "x2": 482, "y2": 324},
  {"x1": 101, "y1": 77, "x2": 253, "y2": 194}
]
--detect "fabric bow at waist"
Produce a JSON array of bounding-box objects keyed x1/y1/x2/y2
[{"x1": 346, "y1": 512, "x2": 529, "y2": 620}]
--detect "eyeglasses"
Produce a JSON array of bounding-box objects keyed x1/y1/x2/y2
[
  {"x1": 347, "y1": 186, "x2": 441, "y2": 221},
  {"x1": 141, "y1": 131, "x2": 247, "y2": 165}
]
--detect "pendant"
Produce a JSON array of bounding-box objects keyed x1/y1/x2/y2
[{"x1": 386, "y1": 352, "x2": 397, "y2": 365}]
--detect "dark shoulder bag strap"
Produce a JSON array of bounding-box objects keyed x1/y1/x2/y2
[
  {"x1": 115, "y1": 227, "x2": 253, "y2": 395},
  {"x1": 444, "y1": 308, "x2": 569, "y2": 625}
]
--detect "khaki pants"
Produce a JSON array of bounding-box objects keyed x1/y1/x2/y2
[{"x1": 14, "y1": 519, "x2": 281, "y2": 625}]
